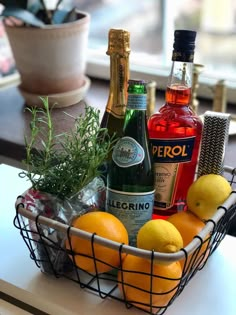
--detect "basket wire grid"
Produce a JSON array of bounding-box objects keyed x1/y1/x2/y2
[{"x1": 14, "y1": 166, "x2": 236, "y2": 315}]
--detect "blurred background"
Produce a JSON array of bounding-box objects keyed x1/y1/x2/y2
[
  {"x1": 1, "y1": 0, "x2": 236, "y2": 102},
  {"x1": 74, "y1": 0, "x2": 236, "y2": 83}
]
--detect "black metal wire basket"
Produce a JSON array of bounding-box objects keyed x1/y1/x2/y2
[{"x1": 14, "y1": 166, "x2": 236, "y2": 315}]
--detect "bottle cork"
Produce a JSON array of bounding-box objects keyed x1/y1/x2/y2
[
  {"x1": 146, "y1": 80, "x2": 157, "y2": 119},
  {"x1": 212, "y1": 79, "x2": 227, "y2": 113}
]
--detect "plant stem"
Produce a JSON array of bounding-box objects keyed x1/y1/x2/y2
[
  {"x1": 39, "y1": 0, "x2": 53, "y2": 24},
  {"x1": 21, "y1": 98, "x2": 116, "y2": 200},
  {"x1": 55, "y1": 0, "x2": 63, "y2": 11},
  {"x1": 41, "y1": 97, "x2": 53, "y2": 166}
]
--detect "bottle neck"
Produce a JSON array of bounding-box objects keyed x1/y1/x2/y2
[
  {"x1": 107, "y1": 53, "x2": 129, "y2": 116},
  {"x1": 166, "y1": 60, "x2": 193, "y2": 106},
  {"x1": 123, "y1": 93, "x2": 147, "y2": 131},
  {"x1": 127, "y1": 93, "x2": 147, "y2": 111}
]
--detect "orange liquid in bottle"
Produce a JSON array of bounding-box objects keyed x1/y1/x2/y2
[{"x1": 148, "y1": 84, "x2": 202, "y2": 219}]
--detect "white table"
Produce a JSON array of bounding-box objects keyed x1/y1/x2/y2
[{"x1": 1, "y1": 164, "x2": 236, "y2": 315}]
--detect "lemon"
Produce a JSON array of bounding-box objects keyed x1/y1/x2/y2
[
  {"x1": 187, "y1": 174, "x2": 232, "y2": 220},
  {"x1": 137, "y1": 219, "x2": 183, "y2": 254}
]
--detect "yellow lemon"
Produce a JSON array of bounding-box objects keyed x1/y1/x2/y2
[
  {"x1": 137, "y1": 219, "x2": 183, "y2": 254},
  {"x1": 186, "y1": 174, "x2": 232, "y2": 220}
]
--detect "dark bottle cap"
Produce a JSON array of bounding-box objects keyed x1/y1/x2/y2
[{"x1": 172, "y1": 29, "x2": 197, "y2": 62}]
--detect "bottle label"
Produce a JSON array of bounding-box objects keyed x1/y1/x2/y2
[
  {"x1": 112, "y1": 136, "x2": 145, "y2": 167},
  {"x1": 151, "y1": 137, "x2": 195, "y2": 163},
  {"x1": 106, "y1": 188, "x2": 155, "y2": 246},
  {"x1": 172, "y1": 51, "x2": 194, "y2": 62},
  {"x1": 127, "y1": 94, "x2": 147, "y2": 110},
  {"x1": 153, "y1": 162, "x2": 179, "y2": 209},
  {"x1": 150, "y1": 137, "x2": 195, "y2": 209}
]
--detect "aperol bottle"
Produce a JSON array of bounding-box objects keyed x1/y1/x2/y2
[
  {"x1": 107, "y1": 80, "x2": 155, "y2": 246},
  {"x1": 148, "y1": 30, "x2": 203, "y2": 218}
]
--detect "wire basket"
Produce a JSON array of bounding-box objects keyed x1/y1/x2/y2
[{"x1": 14, "y1": 166, "x2": 236, "y2": 315}]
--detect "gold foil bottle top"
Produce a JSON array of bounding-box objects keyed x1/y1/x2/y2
[{"x1": 107, "y1": 29, "x2": 130, "y2": 56}]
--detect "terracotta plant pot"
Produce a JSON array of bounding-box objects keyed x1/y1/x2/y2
[{"x1": 5, "y1": 10, "x2": 91, "y2": 108}]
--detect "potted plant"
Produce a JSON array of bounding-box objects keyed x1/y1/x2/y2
[
  {"x1": 16, "y1": 96, "x2": 116, "y2": 273},
  {"x1": 0, "y1": 1, "x2": 91, "y2": 108}
]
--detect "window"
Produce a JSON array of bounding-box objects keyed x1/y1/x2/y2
[
  {"x1": 1, "y1": 1, "x2": 236, "y2": 102},
  {"x1": 72, "y1": 0, "x2": 236, "y2": 103}
]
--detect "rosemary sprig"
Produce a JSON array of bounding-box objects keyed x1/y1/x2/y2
[{"x1": 21, "y1": 97, "x2": 116, "y2": 200}]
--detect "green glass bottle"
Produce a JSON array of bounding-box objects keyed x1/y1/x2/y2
[
  {"x1": 100, "y1": 28, "x2": 130, "y2": 141},
  {"x1": 106, "y1": 80, "x2": 155, "y2": 247}
]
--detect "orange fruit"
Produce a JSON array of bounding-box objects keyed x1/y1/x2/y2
[
  {"x1": 65, "y1": 211, "x2": 128, "y2": 274},
  {"x1": 167, "y1": 211, "x2": 209, "y2": 270},
  {"x1": 117, "y1": 254, "x2": 182, "y2": 313}
]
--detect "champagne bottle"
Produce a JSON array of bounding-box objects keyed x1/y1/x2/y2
[
  {"x1": 99, "y1": 29, "x2": 130, "y2": 183},
  {"x1": 148, "y1": 30, "x2": 203, "y2": 218},
  {"x1": 106, "y1": 80, "x2": 155, "y2": 247},
  {"x1": 100, "y1": 28, "x2": 130, "y2": 140}
]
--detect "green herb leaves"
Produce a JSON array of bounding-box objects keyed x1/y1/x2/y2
[{"x1": 21, "y1": 97, "x2": 116, "y2": 200}]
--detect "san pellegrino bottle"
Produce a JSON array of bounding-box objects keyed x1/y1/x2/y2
[
  {"x1": 100, "y1": 28, "x2": 130, "y2": 141},
  {"x1": 148, "y1": 30, "x2": 203, "y2": 218},
  {"x1": 106, "y1": 80, "x2": 155, "y2": 247}
]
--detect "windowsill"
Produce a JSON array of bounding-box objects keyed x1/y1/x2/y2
[
  {"x1": 86, "y1": 49, "x2": 236, "y2": 105},
  {"x1": 0, "y1": 77, "x2": 235, "y2": 170}
]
